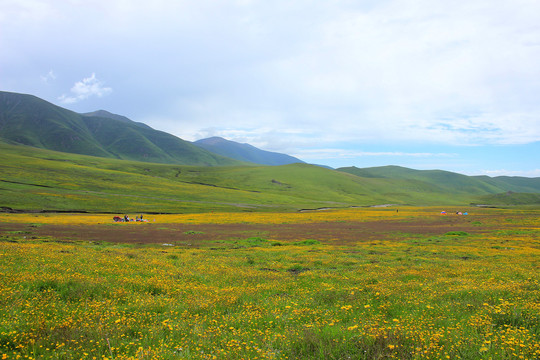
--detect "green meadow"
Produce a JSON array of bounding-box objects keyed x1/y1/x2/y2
[
  {"x1": 1, "y1": 141, "x2": 536, "y2": 215},
  {"x1": 1, "y1": 141, "x2": 540, "y2": 359}
]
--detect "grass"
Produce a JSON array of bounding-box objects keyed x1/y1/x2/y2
[
  {"x1": 0, "y1": 206, "x2": 470, "y2": 225},
  {"x1": 4, "y1": 141, "x2": 535, "y2": 214},
  {"x1": 474, "y1": 192, "x2": 540, "y2": 206},
  {"x1": 0, "y1": 207, "x2": 539, "y2": 359},
  {"x1": 0, "y1": 141, "x2": 383, "y2": 212}
]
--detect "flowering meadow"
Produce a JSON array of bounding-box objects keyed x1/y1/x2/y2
[{"x1": 0, "y1": 207, "x2": 539, "y2": 359}]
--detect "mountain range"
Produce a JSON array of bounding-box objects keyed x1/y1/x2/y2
[
  {"x1": 0, "y1": 91, "x2": 305, "y2": 167},
  {"x1": 1, "y1": 90, "x2": 539, "y2": 211},
  {"x1": 0, "y1": 91, "x2": 241, "y2": 166}
]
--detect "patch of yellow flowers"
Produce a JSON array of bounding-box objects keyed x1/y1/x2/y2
[{"x1": 0, "y1": 207, "x2": 539, "y2": 359}]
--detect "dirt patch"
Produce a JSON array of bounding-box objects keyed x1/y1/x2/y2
[{"x1": 0, "y1": 216, "x2": 482, "y2": 246}]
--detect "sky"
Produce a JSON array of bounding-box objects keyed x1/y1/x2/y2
[{"x1": 1, "y1": 0, "x2": 539, "y2": 176}]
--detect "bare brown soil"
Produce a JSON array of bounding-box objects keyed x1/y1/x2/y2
[{"x1": 0, "y1": 216, "x2": 484, "y2": 246}]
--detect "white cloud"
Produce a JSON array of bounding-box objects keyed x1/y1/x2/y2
[
  {"x1": 295, "y1": 148, "x2": 457, "y2": 161},
  {"x1": 0, "y1": 0, "x2": 58, "y2": 25},
  {"x1": 58, "y1": 73, "x2": 112, "y2": 104},
  {"x1": 40, "y1": 70, "x2": 56, "y2": 83},
  {"x1": 118, "y1": 0, "x2": 539, "y2": 151},
  {"x1": 234, "y1": 0, "x2": 540, "y2": 143},
  {"x1": 2, "y1": 0, "x2": 539, "y2": 174}
]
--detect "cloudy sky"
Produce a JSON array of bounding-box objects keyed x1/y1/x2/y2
[{"x1": 1, "y1": 0, "x2": 539, "y2": 176}]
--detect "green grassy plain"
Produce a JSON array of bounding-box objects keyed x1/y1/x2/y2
[
  {"x1": 3, "y1": 141, "x2": 535, "y2": 215},
  {"x1": 0, "y1": 208, "x2": 539, "y2": 359}
]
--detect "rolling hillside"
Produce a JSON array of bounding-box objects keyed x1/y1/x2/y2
[
  {"x1": 472, "y1": 175, "x2": 540, "y2": 193},
  {"x1": 1, "y1": 91, "x2": 539, "y2": 212},
  {"x1": 338, "y1": 165, "x2": 540, "y2": 194},
  {"x1": 1, "y1": 141, "x2": 539, "y2": 213},
  {"x1": 338, "y1": 165, "x2": 540, "y2": 206},
  {"x1": 0, "y1": 91, "x2": 243, "y2": 166},
  {"x1": 194, "y1": 136, "x2": 304, "y2": 165},
  {"x1": 82, "y1": 110, "x2": 153, "y2": 130},
  {"x1": 473, "y1": 192, "x2": 540, "y2": 206},
  {"x1": 0, "y1": 141, "x2": 497, "y2": 213}
]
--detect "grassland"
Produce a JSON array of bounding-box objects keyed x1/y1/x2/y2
[
  {"x1": 1, "y1": 207, "x2": 539, "y2": 359},
  {"x1": 0, "y1": 141, "x2": 485, "y2": 214},
  {"x1": 3, "y1": 141, "x2": 537, "y2": 215}
]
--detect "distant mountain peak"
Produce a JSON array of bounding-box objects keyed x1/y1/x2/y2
[
  {"x1": 82, "y1": 110, "x2": 153, "y2": 130},
  {"x1": 200, "y1": 136, "x2": 229, "y2": 145},
  {"x1": 194, "y1": 137, "x2": 304, "y2": 166},
  {"x1": 84, "y1": 109, "x2": 115, "y2": 116}
]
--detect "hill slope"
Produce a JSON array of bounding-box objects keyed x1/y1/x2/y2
[
  {"x1": 472, "y1": 175, "x2": 540, "y2": 193},
  {"x1": 194, "y1": 136, "x2": 304, "y2": 165},
  {"x1": 0, "y1": 91, "x2": 243, "y2": 166},
  {"x1": 473, "y1": 192, "x2": 540, "y2": 206},
  {"x1": 1, "y1": 141, "x2": 539, "y2": 212},
  {"x1": 82, "y1": 110, "x2": 153, "y2": 130},
  {"x1": 0, "y1": 141, "x2": 494, "y2": 213},
  {"x1": 338, "y1": 165, "x2": 540, "y2": 205}
]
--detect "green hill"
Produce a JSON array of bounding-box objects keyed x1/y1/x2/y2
[
  {"x1": 0, "y1": 91, "x2": 243, "y2": 166},
  {"x1": 338, "y1": 165, "x2": 540, "y2": 207},
  {"x1": 473, "y1": 192, "x2": 540, "y2": 206},
  {"x1": 0, "y1": 91, "x2": 110, "y2": 157},
  {"x1": 337, "y1": 165, "x2": 540, "y2": 195},
  {"x1": 0, "y1": 141, "x2": 491, "y2": 213},
  {"x1": 2, "y1": 90, "x2": 538, "y2": 212},
  {"x1": 472, "y1": 175, "x2": 540, "y2": 193},
  {"x1": 82, "y1": 110, "x2": 152, "y2": 130}
]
